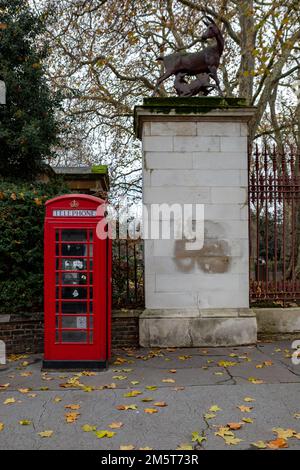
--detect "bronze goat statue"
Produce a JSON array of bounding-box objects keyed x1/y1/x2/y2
[{"x1": 154, "y1": 17, "x2": 224, "y2": 96}]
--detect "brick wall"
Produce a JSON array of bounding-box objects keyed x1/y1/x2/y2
[{"x1": 0, "y1": 310, "x2": 142, "y2": 355}]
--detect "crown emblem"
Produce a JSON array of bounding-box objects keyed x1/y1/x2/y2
[{"x1": 70, "y1": 199, "x2": 79, "y2": 208}]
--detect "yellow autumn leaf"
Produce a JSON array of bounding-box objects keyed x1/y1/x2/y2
[
  {"x1": 95, "y1": 430, "x2": 116, "y2": 438},
  {"x1": 38, "y1": 430, "x2": 53, "y2": 438},
  {"x1": 251, "y1": 440, "x2": 267, "y2": 449},
  {"x1": 120, "y1": 445, "x2": 135, "y2": 450},
  {"x1": 224, "y1": 436, "x2": 243, "y2": 446},
  {"x1": 272, "y1": 428, "x2": 296, "y2": 439},
  {"x1": 0, "y1": 423, "x2": 4, "y2": 432},
  {"x1": 4, "y1": 398, "x2": 15, "y2": 405},
  {"x1": 0, "y1": 384, "x2": 10, "y2": 390},
  {"x1": 130, "y1": 381, "x2": 140, "y2": 385},
  {"x1": 139, "y1": 447, "x2": 153, "y2": 450},
  {"x1": 218, "y1": 361, "x2": 237, "y2": 367},
  {"x1": 209, "y1": 405, "x2": 221, "y2": 412},
  {"x1": 144, "y1": 408, "x2": 158, "y2": 414},
  {"x1": 146, "y1": 386, "x2": 157, "y2": 391},
  {"x1": 123, "y1": 390, "x2": 142, "y2": 398},
  {"x1": 82, "y1": 424, "x2": 96, "y2": 432},
  {"x1": 65, "y1": 404, "x2": 81, "y2": 410},
  {"x1": 65, "y1": 412, "x2": 80, "y2": 423},
  {"x1": 248, "y1": 377, "x2": 264, "y2": 384},
  {"x1": 237, "y1": 405, "x2": 252, "y2": 413},
  {"x1": 215, "y1": 427, "x2": 234, "y2": 438},
  {"x1": 141, "y1": 398, "x2": 153, "y2": 402},
  {"x1": 53, "y1": 397, "x2": 62, "y2": 403},
  {"x1": 108, "y1": 422, "x2": 123, "y2": 429},
  {"x1": 191, "y1": 432, "x2": 206, "y2": 444},
  {"x1": 116, "y1": 404, "x2": 137, "y2": 411},
  {"x1": 162, "y1": 378, "x2": 175, "y2": 383},
  {"x1": 153, "y1": 401, "x2": 167, "y2": 407},
  {"x1": 244, "y1": 397, "x2": 255, "y2": 402},
  {"x1": 242, "y1": 417, "x2": 254, "y2": 424},
  {"x1": 19, "y1": 420, "x2": 31, "y2": 425},
  {"x1": 204, "y1": 413, "x2": 216, "y2": 420},
  {"x1": 18, "y1": 388, "x2": 31, "y2": 394}
]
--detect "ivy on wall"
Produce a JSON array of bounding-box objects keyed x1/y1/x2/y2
[{"x1": 0, "y1": 178, "x2": 70, "y2": 315}]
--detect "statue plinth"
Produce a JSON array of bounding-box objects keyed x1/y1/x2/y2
[{"x1": 134, "y1": 97, "x2": 258, "y2": 347}]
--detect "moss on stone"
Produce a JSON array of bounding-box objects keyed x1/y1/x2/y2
[{"x1": 143, "y1": 96, "x2": 247, "y2": 111}]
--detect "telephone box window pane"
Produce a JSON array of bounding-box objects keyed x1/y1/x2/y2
[
  {"x1": 56, "y1": 316, "x2": 88, "y2": 329},
  {"x1": 89, "y1": 302, "x2": 93, "y2": 314},
  {"x1": 59, "y1": 287, "x2": 88, "y2": 300},
  {"x1": 89, "y1": 244, "x2": 93, "y2": 257},
  {"x1": 61, "y1": 331, "x2": 87, "y2": 343},
  {"x1": 89, "y1": 287, "x2": 93, "y2": 299},
  {"x1": 61, "y1": 229, "x2": 87, "y2": 242},
  {"x1": 61, "y1": 244, "x2": 87, "y2": 257},
  {"x1": 61, "y1": 259, "x2": 87, "y2": 271},
  {"x1": 57, "y1": 273, "x2": 88, "y2": 285},
  {"x1": 61, "y1": 301, "x2": 88, "y2": 314},
  {"x1": 89, "y1": 331, "x2": 93, "y2": 343}
]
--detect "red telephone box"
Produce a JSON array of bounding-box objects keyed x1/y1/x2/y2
[{"x1": 43, "y1": 194, "x2": 111, "y2": 369}]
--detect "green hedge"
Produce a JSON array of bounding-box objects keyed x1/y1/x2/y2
[{"x1": 0, "y1": 178, "x2": 70, "y2": 315}]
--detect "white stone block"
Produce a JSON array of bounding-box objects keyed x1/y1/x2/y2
[
  {"x1": 151, "y1": 121, "x2": 196, "y2": 136},
  {"x1": 204, "y1": 204, "x2": 242, "y2": 220},
  {"x1": 145, "y1": 152, "x2": 193, "y2": 169},
  {"x1": 240, "y1": 169, "x2": 248, "y2": 186},
  {"x1": 240, "y1": 123, "x2": 248, "y2": 136},
  {"x1": 146, "y1": 292, "x2": 197, "y2": 309},
  {"x1": 143, "y1": 136, "x2": 173, "y2": 152},
  {"x1": 192, "y1": 152, "x2": 247, "y2": 170},
  {"x1": 150, "y1": 169, "x2": 241, "y2": 187},
  {"x1": 144, "y1": 187, "x2": 211, "y2": 204},
  {"x1": 211, "y1": 187, "x2": 247, "y2": 204},
  {"x1": 155, "y1": 273, "x2": 240, "y2": 293},
  {"x1": 204, "y1": 219, "x2": 248, "y2": 239},
  {"x1": 220, "y1": 136, "x2": 247, "y2": 153},
  {"x1": 197, "y1": 122, "x2": 241, "y2": 137},
  {"x1": 174, "y1": 136, "x2": 220, "y2": 152},
  {"x1": 142, "y1": 122, "x2": 151, "y2": 136}
]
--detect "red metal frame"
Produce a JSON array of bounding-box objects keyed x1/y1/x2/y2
[{"x1": 44, "y1": 194, "x2": 111, "y2": 364}]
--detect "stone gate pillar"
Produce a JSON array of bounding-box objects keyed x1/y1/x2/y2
[{"x1": 134, "y1": 97, "x2": 257, "y2": 347}]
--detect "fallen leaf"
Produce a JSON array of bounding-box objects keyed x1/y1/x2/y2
[
  {"x1": 130, "y1": 381, "x2": 140, "y2": 385},
  {"x1": 168, "y1": 369, "x2": 177, "y2": 373},
  {"x1": 242, "y1": 417, "x2": 254, "y2": 424},
  {"x1": 173, "y1": 387, "x2": 185, "y2": 391},
  {"x1": 251, "y1": 440, "x2": 267, "y2": 449},
  {"x1": 82, "y1": 371, "x2": 97, "y2": 376},
  {"x1": 214, "y1": 372, "x2": 224, "y2": 376},
  {"x1": 215, "y1": 427, "x2": 234, "y2": 439},
  {"x1": 177, "y1": 443, "x2": 193, "y2": 450},
  {"x1": 204, "y1": 413, "x2": 216, "y2": 420},
  {"x1": 0, "y1": 423, "x2": 4, "y2": 432},
  {"x1": 109, "y1": 422, "x2": 123, "y2": 429},
  {"x1": 53, "y1": 397, "x2": 62, "y2": 403},
  {"x1": 4, "y1": 398, "x2": 15, "y2": 405},
  {"x1": 20, "y1": 372, "x2": 32, "y2": 377},
  {"x1": 144, "y1": 408, "x2": 158, "y2": 414},
  {"x1": 123, "y1": 390, "x2": 142, "y2": 398},
  {"x1": 272, "y1": 428, "x2": 296, "y2": 439},
  {"x1": 38, "y1": 430, "x2": 53, "y2": 438},
  {"x1": 227, "y1": 422, "x2": 243, "y2": 430},
  {"x1": 28, "y1": 394, "x2": 37, "y2": 398},
  {"x1": 153, "y1": 401, "x2": 167, "y2": 407},
  {"x1": 209, "y1": 405, "x2": 221, "y2": 412},
  {"x1": 162, "y1": 378, "x2": 175, "y2": 383},
  {"x1": 244, "y1": 397, "x2": 255, "y2": 402},
  {"x1": 218, "y1": 361, "x2": 237, "y2": 367},
  {"x1": 120, "y1": 445, "x2": 135, "y2": 450},
  {"x1": 191, "y1": 431, "x2": 206, "y2": 444},
  {"x1": 65, "y1": 412, "x2": 80, "y2": 423},
  {"x1": 65, "y1": 404, "x2": 81, "y2": 410},
  {"x1": 0, "y1": 384, "x2": 10, "y2": 390},
  {"x1": 18, "y1": 388, "x2": 31, "y2": 394},
  {"x1": 113, "y1": 375, "x2": 127, "y2": 380},
  {"x1": 19, "y1": 420, "x2": 31, "y2": 425},
  {"x1": 237, "y1": 405, "x2": 252, "y2": 413},
  {"x1": 178, "y1": 355, "x2": 191, "y2": 360},
  {"x1": 95, "y1": 430, "x2": 116, "y2": 439},
  {"x1": 248, "y1": 377, "x2": 264, "y2": 384},
  {"x1": 82, "y1": 424, "x2": 96, "y2": 432},
  {"x1": 293, "y1": 413, "x2": 300, "y2": 419},
  {"x1": 139, "y1": 447, "x2": 153, "y2": 450},
  {"x1": 116, "y1": 404, "x2": 137, "y2": 411},
  {"x1": 267, "y1": 438, "x2": 288, "y2": 449},
  {"x1": 224, "y1": 436, "x2": 243, "y2": 446},
  {"x1": 146, "y1": 386, "x2": 157, "y2": 391}
]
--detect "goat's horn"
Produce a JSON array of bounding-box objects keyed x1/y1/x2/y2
[{"x1": 204, "y1": 15, "x2": 216, "y2": 24}]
